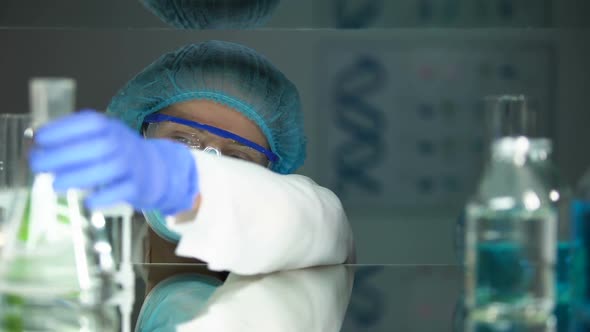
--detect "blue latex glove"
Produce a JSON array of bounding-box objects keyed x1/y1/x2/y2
[{"x1": 29, "y1": 110, "x2": 199, "y2": 215}]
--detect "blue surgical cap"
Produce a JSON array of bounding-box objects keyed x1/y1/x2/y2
[
  {"x1": 135, "y1": 274, "x2": 222, "y2": 331},
  {"x1": 107, "y1": 40, "x2": 306, "y2": 174},
  {"x1": 141, "y1": 0, "x2": 281, "y2": 29}
]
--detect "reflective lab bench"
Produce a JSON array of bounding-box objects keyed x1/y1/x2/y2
[
  {"x1": 129, "y1": 263, "x2": 464, "y2": 332},
  {"x1": 131, "y1": 262, "x2": 586, "y2": 332}
]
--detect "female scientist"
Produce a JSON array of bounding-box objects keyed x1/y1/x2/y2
[{"x1": 29, "y1": 40, "x2": 355, "y2": 275}]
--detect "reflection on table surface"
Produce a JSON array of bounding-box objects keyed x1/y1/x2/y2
[
  {"x1": 131, "y1": 263, "x2": 462, "y2": 332},
  {"x1": 0, "y1": 0, "x2": 588, "y2": 29}
]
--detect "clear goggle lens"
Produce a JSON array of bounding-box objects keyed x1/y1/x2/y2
[{"x1": 143, "y1": 118, "x2": 273, "y2": 168}]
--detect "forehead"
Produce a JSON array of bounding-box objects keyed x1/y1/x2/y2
[{"x1": 158, "y1": 99, "x2": 269, "y2": 149}]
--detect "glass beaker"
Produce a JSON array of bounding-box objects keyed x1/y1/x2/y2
[{"x1": 0, "y1": 113, "x2": 31, "y2": 254}]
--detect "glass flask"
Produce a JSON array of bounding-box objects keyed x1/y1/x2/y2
[{"x1": 0, "y1": 78, "x2": 118, "y2": 331}]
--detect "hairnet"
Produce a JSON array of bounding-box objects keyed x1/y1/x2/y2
[
  {"x1": 107, "y1": 40, "x2": 306, "y2": 174},
  {"x1": 141, "y1": 0, "x2": 280, "y2": 29},
  {"x1": 135, "y1": 274, "x2": 221, "y2": 331}
]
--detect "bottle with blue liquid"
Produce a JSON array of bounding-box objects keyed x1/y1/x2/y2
[
  {"x1": 464, "y1": 96, "x2": 558, "y2": 331},
  {"x1": 529, "y1": 141, "x2": 572, "y2": 332},
  {"x1": 571, "y1": 169, "x2": 590, "y2": 331},
  {"x1": 459, "y1": 141, "x2": 573, "y2": 332}
]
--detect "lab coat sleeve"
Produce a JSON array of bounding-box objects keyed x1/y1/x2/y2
[
  {"x1": 167, "y1": 150, "x2": 355, "y2": 275},
  {"x1": 175, "y1": 265, "x2": 354, "y2": 332}
]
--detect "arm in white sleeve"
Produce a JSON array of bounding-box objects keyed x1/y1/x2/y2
[
  {"x1": 167, "y1": 150, "x2": 355, "y2": 275},
  {"x1": 176, "y1": 265, "x2": 355, "y2": 332}
]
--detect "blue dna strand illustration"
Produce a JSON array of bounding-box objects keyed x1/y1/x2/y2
[{"x1": 331, "y1": 56, "x2": 387, "y2": 198}]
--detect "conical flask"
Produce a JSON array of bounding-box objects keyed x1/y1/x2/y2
[{"x1": 0, "y1": 78, "x2": 117, "y2": 331}]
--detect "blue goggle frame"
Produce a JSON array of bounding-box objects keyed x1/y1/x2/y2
[{"x1": 144, "y1": 113, "x2": 278, "y2": 163}]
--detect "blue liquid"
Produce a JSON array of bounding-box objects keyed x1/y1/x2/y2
[
  {"x1": 572, "y1": 200, "x2": 590, "y2": 300},
  {"x1": 555, "y1": 242, "x2": 574, "y2": 332},
  {"x1": 465, "y1": 209, "x2": 556, "y2": 325},
  {"x1": 571, "y1": 200, "x2": 590, "y2": 331},
  {"x1": 476, "y1": 242, "x2": 533, "y2": 304},
  {"x1": 464, "y1": 243, "x2": 571, "y2": 331}
]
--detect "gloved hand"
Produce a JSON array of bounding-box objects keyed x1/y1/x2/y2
[{"x1": 29, "y1": 110, "x2": 199, "y2": 215}]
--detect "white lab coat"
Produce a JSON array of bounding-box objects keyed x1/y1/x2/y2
[
  {"x1": 166, "y1": 150, "x2": 355, "y2": 275},
  {"x1": 176, "y1": 265, "x2": 355, "y2": 332}
]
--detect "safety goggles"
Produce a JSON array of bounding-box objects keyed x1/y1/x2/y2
[{"x1": 143, "y1": 114, "x2": 277, "y2": 167}]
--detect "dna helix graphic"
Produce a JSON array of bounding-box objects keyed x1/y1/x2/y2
[
  {"x1": 343, "y1": 266, "x2": 386, "y2": 329},
  {"x1": 331, "y1": 55, "x2": 387, "y2": 198}
]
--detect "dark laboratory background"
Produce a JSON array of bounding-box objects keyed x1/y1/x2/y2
[{"x1": 0, "y1": 1, "x2": 589, "y2": 331}]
